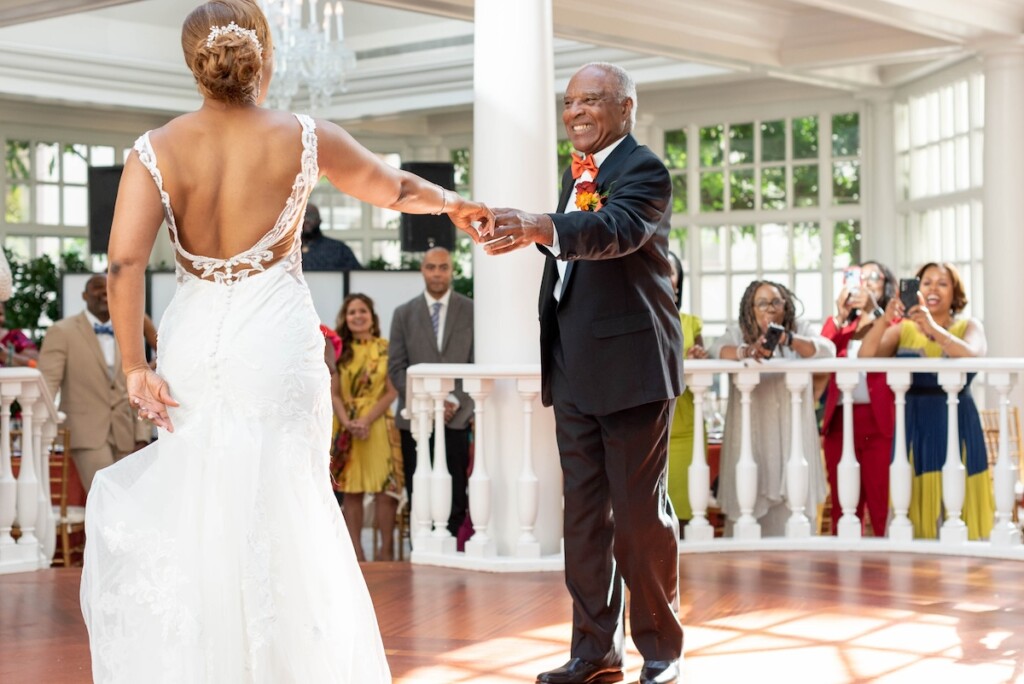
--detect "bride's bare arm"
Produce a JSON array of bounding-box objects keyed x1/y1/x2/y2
[
  {"x1": 107, "y1": 152, "x2": 179, "y2": 430},
  {"x1": 315, "y1": 119, "x2": 494, "y2": 238}
]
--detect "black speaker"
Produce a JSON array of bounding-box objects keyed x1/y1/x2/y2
[
  {"x1": 88, "y1": 165, "x2": 124, "y2": 254},
  {"x1": 400, "y1": 162, "x2": 455, "y2": 253}
]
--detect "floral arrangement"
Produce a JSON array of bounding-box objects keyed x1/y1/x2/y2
[{"x1": 574, "y1": 180, "x2": 608, "y2": 211}]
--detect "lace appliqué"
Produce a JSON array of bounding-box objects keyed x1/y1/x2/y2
[{"x1": 133, "y1": 114, "x2": 319, "y2": 286}]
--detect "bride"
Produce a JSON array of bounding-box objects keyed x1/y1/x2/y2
[{"x1": 79, "y1": 1, "x2": 491, "y2": 681}]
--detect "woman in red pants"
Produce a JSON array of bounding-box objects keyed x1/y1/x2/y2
[{"x1": 821, "y1": 261, "x2": 896, "y2": 535}]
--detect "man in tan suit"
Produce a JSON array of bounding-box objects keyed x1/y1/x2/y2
[{"x1": 39, "y1": 274, "x2": 149, "y2": 491}]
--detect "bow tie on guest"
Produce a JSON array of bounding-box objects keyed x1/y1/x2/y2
[
  {"x1": 93, "y1": 323, "x2": 114, "y2": 336},
  {"x1": 571, "y1": 152, "x2": 599, "y2": 180}
]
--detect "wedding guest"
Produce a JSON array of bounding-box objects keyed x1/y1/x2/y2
[
  {"x1": 666, "y1": 252, "x2": 707, "y2": 530},
  {"x1": 0, "y1": 301, "x2": 39, "y2": 367},
  {"x1": 332, "y1": 294, "x2": 404, "y2": 561},
  {"x1": 858, "y1": 261, "x2": 993, "y2": 539},
  {"x1": 820, "y1": 261, "x2": 897, "y2": 535},
  {"x1": 710, "y1": 280, "x2": 833, "y2": 536},
  {"x1": 300, "y1": 203, "x2": 361, "y2": 271}
]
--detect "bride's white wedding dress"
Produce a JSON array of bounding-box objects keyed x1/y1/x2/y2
[{"x1": 80, "y1": 114, "x2": 391, "y2": 683}]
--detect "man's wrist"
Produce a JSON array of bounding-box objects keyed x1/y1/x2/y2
[{"x1": 531, "y1": 214, "x2": 555, "y2": 247}]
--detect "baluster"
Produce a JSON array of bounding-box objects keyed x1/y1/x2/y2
[
  {"x1": 685, "y1": 371, "x2": 714, "y2": 542},
  {"x1": 515, "y1": 377, "x2": 541, "y2": 557},
  {"x1": 37, "y1": 410, "x2": 58, "y2": 565},
  {"x1": 784, "y1": 371, "x2": 811, "y2": 538},
  {"x1": 0, "y1": 391, "x2": 17, "y2": 549},
  {"x1": 427, "y1": 376, "x2": 455, "y2": 554},
  {"x1": 16, "y1": 388, "x2": 40, "y2": 548},
  {"x1": 410, "y1": 378, "x2": 433, "y2": 546},
  {"x1": 887, "y1": 372, "x2": 913, "y2": 540},
  {"x1": 835, "y1": 370, "x2": 862, "y2": 538},
  {"x1": 733, "y1": 369, "x2": 761, "y2": 539},
  {"x1": 938, "y1": 370, "x2": 967, "y2": 544},
  {"x1": 463, "y1": 377, "x2": 496, "y2": 557},
  {"x1": 988, "y1": 372, "x2": 1021, "y2": 546}
]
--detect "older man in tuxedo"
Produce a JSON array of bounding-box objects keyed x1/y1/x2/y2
[
  {"x1": 485, "y1": 62, "x2": 684, "y2": 684},
  {"x1": 39, "y1": 274, "x2": 149, "y2": 491}
]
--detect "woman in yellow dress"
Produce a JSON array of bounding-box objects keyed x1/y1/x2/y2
[
  {"x1": 332, "y1": 294, "x2": 404, "y2": 561},
  {"x1": 666, "y1": 253, "x2": 707, "y2": 529}
]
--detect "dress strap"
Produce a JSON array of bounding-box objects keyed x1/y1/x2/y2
[{"x1": 133, "y1": 132, "x2": 178, "y2": 235}]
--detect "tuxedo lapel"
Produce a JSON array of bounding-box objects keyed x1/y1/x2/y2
[{"x1": 556, "y1": 167, "x2": 574, "y2": 213}]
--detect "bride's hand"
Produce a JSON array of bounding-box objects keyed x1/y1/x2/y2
[
  {"x1": 449, "y1": 198, "x2": 495, "y2": 241},
  {"x1": 126, "y1": 367, "x2": 180, "y2": 433}
]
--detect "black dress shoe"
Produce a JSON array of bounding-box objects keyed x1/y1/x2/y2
[
  {"x1": 638, "y1": 659, "x2": 679, "y2": 684},
  {"x1": 536, "y1": 657, "x2": 624, "y2": 684}
]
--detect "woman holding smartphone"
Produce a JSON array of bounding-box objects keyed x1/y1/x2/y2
[
  {"x1": 859, "y1": 262, "x2": 993, "y2": 540},
  {"x1": 710, "y1": 280, "x2": 834, "y2": 536},
  {"x1": 820, "y1": 261, "x2": 896, "y2": 536}
]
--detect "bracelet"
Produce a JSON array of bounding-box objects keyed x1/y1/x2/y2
[
  {"x1": 737, "y1": 344, "x2": 748, "y2": 359},
  {"x1": 431, "y1": 187, "x2": 448, "y2": 215}
]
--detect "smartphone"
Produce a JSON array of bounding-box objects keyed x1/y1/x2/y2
[
  {"x1": 843, "y1": 266, "x2": 862, "y2": 294},
  {"x1": 762, "y1": 322, "x2": 786, "y2": 353},
  {"x1": 899, "y1": 277, "x2": 920, "y2": 312}
]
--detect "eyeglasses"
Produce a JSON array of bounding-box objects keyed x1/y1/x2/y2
[
  {"x1": 754, "y1": 298, "x2": 785, "y2": 312},
  {"x1": 862, "y1": 272, "x2": 884, "y2": 283}
]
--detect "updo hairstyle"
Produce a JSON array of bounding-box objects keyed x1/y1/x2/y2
[{"x1": 182, "y1": 0, "x2": 272, "y2": 105}]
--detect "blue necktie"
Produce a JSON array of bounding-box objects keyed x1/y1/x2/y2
[
  {"x1": 430, "y1": 302, "x2": 442, "y2": 339},
  {"x1": 93, "y1": 323, "x2": 114, "y2": 336}
]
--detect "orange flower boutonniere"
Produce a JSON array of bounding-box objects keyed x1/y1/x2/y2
[{"x1": 574, "y1": 180, "x2": 608, "y2": 212}]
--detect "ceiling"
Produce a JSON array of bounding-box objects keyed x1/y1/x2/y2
[{"x1": 0, "y1": 0, "x2": 1020, "y2": 125}]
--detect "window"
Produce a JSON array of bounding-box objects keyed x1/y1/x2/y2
[{"x1": 664, "y1": 109, "x2": 862, "y2": 337}]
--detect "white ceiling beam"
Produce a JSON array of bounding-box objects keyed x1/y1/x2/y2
[
  {"x1": 0, "y1": 0, "x2": 140, "y2": 27},
  {"x1": 781, "y1": 31, "x2": 960, "y2": 69}
]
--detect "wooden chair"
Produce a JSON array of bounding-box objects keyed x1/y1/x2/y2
[
  {"x1": 980, "y1": 406, "x2": 1023, "y2": 521},
  {"x1": 50, "y1": 429, "x2": 85, "y2": 566}
]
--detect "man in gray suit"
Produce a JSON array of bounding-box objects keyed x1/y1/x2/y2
[{"x1": 388, "y1": 247, "x2": 473, "y2": 536}]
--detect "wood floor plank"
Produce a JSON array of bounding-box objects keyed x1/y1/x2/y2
[{"x1": 2, "y1": 552, "x2": 1023, "y2": 683}]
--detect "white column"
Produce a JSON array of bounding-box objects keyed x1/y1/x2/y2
[
  {"x1": 938, "y1": 370, "x2": 967, "y2": 544},
  {"x1": 887, "y1": 372, "x2": 913, "y2": 541},
  {"x1": 858, "y1": 90, "x2": 896, "y2": 269},
  {"x1": 472, "y1": 0, "x2": 562, "y2": 558},
  {"x1": 835, "y1": 370, "x2": 863, "y2": 538},
  {"x1": 982, "y1": 47, "x2": 1024, "y2": 408}
]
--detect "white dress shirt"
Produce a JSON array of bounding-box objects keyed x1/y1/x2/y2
[
  {"x1": 546, "y1": 136, "x2": 628, "y2": 301},
  {"x1": 84, "y1": 309, "x2": 115, "y2": 374}
]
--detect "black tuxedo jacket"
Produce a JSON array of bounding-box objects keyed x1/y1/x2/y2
[{"x1": 538, "y1": 134, "x2": 684, "y2": 415}]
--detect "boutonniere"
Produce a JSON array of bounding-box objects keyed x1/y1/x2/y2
[{"x1": 574, "y1": 180, "x2": 608, "y2": 212}]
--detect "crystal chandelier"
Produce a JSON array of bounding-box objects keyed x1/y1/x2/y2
[{"x1": 259, "y1": 0, "x2": 356, "y2": 111}]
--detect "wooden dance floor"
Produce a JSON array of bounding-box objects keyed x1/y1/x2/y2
[{"x1": 2, "y1": 551, "x2": 1023, "y2": 683}]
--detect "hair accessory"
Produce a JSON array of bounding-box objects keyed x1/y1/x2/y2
[{"x1": 206, "y1": 21, "x2": 263, "y2": 57}]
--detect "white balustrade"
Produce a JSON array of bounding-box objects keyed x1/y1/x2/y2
[
  {"x1": 0, "y1": 368, "x2": 63, "y2": 575},
  {"x1": 404, "y1": 358, "x2": 1024, "y2": 572}
]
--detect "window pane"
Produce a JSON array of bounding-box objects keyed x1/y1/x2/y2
[
  {"x1": 699, "y1": 171, "x2": 723, "y2": 212},
  {"x1": 729, "y1": 123, "x2": 753, "y2": 165},
  {"x1": 761, "y1": 223, "x2": 788, "y2": 271},
  {"x1": 954, "y1": 136, "x2": 969, "y2": 191},
  {"x1": 669, "y1": 227, "x2": 688, "y2": 262},
  {"x1": 833, "y1": 220, "x2": 861, "y2": 269},
  {"x1": 793, "y1": 164, "x2": 818, "y2": 207},
  {"x1": 897, "y1": 153, "x2": 910, "y2": 201},
  {"x1": 664, "y1": 129, "x2": 687, "y2": 169},
  {"x1": 370, "y1": 240, "x2": 401, "y2": 268},
  {"x1": 702, "y1": 274, "x2": 727, "y2": 322},
  {"x1": 894, "y1": 103, "x2": 910, "y2": 152},
  {"x1": 64, "y1": 186, "x2": 88, "y2": 226},
  {"x1": 318, "y1": 193, "x2": 361, "y2": 231},
  {"x1": 831, "y1": 112, "x2": 860, "y2": 157},
  {"x1": 64, "y1": 144, "x2": 88, "y2": 184},
  {"x1": 731, "y1": 274, "x2": 754, "y2": 318},
  {"x1": 36, "y1": 185, "x2": 60, "y2": 225},
  {"x1": 35, "y1": 142, "x2": 60, "y2": 182},
  {"x1": 701, "y1": 225, "x2": 726, "y2": 271},
  {"x1": 5, "y1": 184, "x2": 29, "y2": 223},
  {"x1": 6, "y1": 140, "x2": 30, "y2": 180},
  {"x1": 62, "y1": 237, "x2": 89, "y2": 259},
  {"x1": 371, "y1": 205, "x2": 401, "y2": 230},
  {"x1": 832, "y1": 160, "x2": 860, "y2": 205},
  {"x1": 792, "y1": 116, "x2": 818, "y2": 159},
  {"x1": 729, "y1": 170, "x2": 754, "y2": 210},
  {"x1": 795, "y1": 272, "x2": 823, "y2": 322},
  {"x1": 91, "y1": 145, "x2": 116, "y2": 167},
  {"x1": 761, "y1": 167, "x2": 785, "y2": 210},
  {"x1": 671, "y1": 174, "x2": 687, "y2": 214},
  {"x1": 4, "y1": 236, "x2": 30, "y2": 261},
  {"x1": 699, "y1": 125, "x2": 724, "y2": 167},
  {"x1": 954, "y1": 80, "x2": 969, "y2": 134},
  {"x1": 37, "y1": 236, "x2": 61, "y2": 263},
  {"x1": 450, "y1": 148, "x2": 471, "y2": 191},
  {"x1": 793, "y1": 222, "x2": 821, "y2": 270},
  {"x1": 759, "y1": 120, "x2": 785, "y2": 162},
  {"x1": 730, "y1": 225, "x2": 757, "y2": 271}
]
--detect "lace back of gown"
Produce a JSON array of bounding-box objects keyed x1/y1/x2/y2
[{"x1": 80, "y1": 114, "x2": 391, "y2": 683}]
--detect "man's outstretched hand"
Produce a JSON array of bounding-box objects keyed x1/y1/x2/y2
[{"x1": 482, "y1": 208, "x2": 555, "y2": 255}]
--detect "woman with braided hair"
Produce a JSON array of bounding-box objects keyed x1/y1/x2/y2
[{"x1": 709, "y1": 280, "x2": 835, "y2": 536}]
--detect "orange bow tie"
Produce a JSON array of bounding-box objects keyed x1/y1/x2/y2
[{"x1": 571, "y1": 153, "x2": 599, "y2": 180}]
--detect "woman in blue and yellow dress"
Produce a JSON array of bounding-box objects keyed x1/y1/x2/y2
[
  {"x1": 859, "y1": 262, "x2": 993, "y2": 539},
  {"x1": 666, "y1": 253, "x2": 708, "y2": 529},
  {"x1": 331, "y1": 293, "x2": 404, "y2": 561}
]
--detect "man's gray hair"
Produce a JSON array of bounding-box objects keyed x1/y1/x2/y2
[{"x1": 581, "y1": 62, "x2": 637, "y2": 127}]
